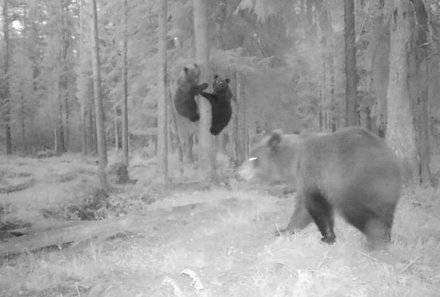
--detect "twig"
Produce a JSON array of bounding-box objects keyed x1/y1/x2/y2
[
  {"x1": 400, "y1": 255, "x2": 422, "y2": 274},
  {"x1": 361, "y1": 252, "x2": 378, "y2": 263},
  {"x1": 317, "y1": 253, "x2": 329, "y2": 269}
]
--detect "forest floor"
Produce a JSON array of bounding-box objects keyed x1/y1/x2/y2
[{"x1": 0, "y1": 153, "x2": 440, "y2": 297}]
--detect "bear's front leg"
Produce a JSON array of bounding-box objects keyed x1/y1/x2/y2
[
  {"x1": 304, "y1": 192, "x2": 336, "y2": 244},
  {"x1": 276, "y1": 196, "x2": 313, "y2": 236}
]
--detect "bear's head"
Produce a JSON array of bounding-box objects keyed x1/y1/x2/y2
[
  {"x1": 182, "y1": 63, "x2": 201, "y2": 85},
  {"x1": 238, "y1": 130, "x2": 303, "y2": 183},
  {"x1": 212, "y1": 75, "x2": 230, "y2": 93}
]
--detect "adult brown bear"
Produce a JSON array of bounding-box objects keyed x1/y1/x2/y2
[{"x1": 239, "y1": 127, "x2": 401, "y2": 249}]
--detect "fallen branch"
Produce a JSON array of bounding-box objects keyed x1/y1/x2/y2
[{"x1": 0, "y1": 201, "x2": 214, "y2": 257}]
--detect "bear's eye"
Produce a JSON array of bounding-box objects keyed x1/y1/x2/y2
[{"x1": 249, "y1": 156, "x2": 259, "y2": 167}]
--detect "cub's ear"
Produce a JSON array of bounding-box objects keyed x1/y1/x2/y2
[
  {"x1": 193, "y1": 63, "x2": 199, "y2": 69},
  {"x1": 184, "y1": 66, "x2": 189, "y2": 73},
  {"x1": 213, "y1": 74, "x2": 219, "y2": 79},
  {"x1": 268, "y1": 130, "x2": 283, "y2": 151},
  {"x1": 225, "y1": 78, "x2": 230, "y2": 84}
]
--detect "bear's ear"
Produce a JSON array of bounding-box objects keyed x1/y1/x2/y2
[
  {"x1": 213, "y1": 74, "x2": 219, "y2": 79},
  {"x1": 184, "y1": 66, "x2": 189, "y2": 73},
  {"x1": 225, "y1": 78, "x2": 230, "y2": 84},
  {"x1": 268, "y1": 130, "x2": 283, "y2": 151}
]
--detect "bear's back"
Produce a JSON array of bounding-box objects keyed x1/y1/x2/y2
[{"x1": 297, "y1": 127, "x2": 401, "y2": 207}]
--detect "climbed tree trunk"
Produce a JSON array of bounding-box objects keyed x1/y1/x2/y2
[
  {"x1": 344, "y1": 0, "x2": 358, "y2": 126},
  {"x1": 121, "y1": 0, "x2": 129, "y2": 166},
  {"x1": 2, "y1": 0, "x2": 12, "y2": 155},
  {"x1": 158, "y1": 0, "x2": 169, "y2": 183},
  {"x1": 193, "y1": 0, "x2": 216, "y2": 180},
  {"x1": 91, "y1": 0, "x2": 108, "y2": 190},
  {"x1": 386, "y1": 0, "x2": 418, "y2": 183}
]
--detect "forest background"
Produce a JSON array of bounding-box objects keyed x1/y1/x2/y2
[
  {"x1": 0, "y1": 0, "x2": 440, "y2": 184},
  {"x1": 1, "y1": 1, "x2": 440, "y2": 296}
]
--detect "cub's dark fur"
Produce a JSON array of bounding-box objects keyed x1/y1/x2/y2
[
  {"x1": 200, "y1": 75, "x2": 233, "y2": 135},
  {"x1": 239, "y1": 127, "x2": 401, "y2": 249},
  {"x1": 174, "y1": 64, "x2": 208, "y2": 122}
]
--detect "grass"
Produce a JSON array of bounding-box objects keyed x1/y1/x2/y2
[{"x1": 0, "y1": 155, "x2": 439, "y2": 297}]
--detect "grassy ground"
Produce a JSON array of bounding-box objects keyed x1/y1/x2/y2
[{"x1": 0, "y1": 154, "x2": 439, "y2": 297}]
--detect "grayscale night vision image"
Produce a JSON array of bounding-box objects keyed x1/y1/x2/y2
[{"x1": 0, "y1": 0, "x2": 439, "y2": 296}]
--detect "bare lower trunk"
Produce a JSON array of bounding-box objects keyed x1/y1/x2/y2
[
  {"x1": 3, "y1": 0, "x2": 12, "y2": 154},
  {"x1": 344, "y1": 0, "x2": 358, "y2": 126},
  {"x1": 369, "y1": 0, "x2": 390, "y2": 137},
  {"x1": 158, "y1": 0, "x2": 169, "y2": 183},
  {"x1": 386, "y1": 0, "x2": 418, "y2": 183},
  {"x1": 121, "y1": 0, "x2": 129, "y2": 166},
  {"x1": 91, "y1": 0, "x2": 108, "y2": 190},
  {"x1": 408, "y1": 0, "x2": 432, "y2": 185}
]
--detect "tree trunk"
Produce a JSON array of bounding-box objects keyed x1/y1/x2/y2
[
  {"x1": 89, "y1": 95, "x2": 96, "y2": 154},
  {"x1": 56, "y1": 94, "x2": 66, "y2": 153},
  {"x1": 114, "y1": 107, "x2": 119, "y2": 151},
  {"x1": 193, "y1": 0, "x2": 216, "y2": 180},
  {"x1": 20, "y1": 94, "x2": 25, "y2": 150},
  {"x1": 121, "y1": 0, "x2": 129, "y2": 166},
  {"x1": 214, "y1": 0, "x2": 227, "y2": 49},
  {"x1": 158, "y1": 0, "x2": 169, "y2": 183},
  {"x1": 78, "y1": 1, "x2": 88, "y2": 155},
  {"x1": 168, "y1": 84, "x2": 184, "y2": 174},
  {"x1": 317, "y1": 0, "x2": 335, "y2": 132},
  {"x1": 2, "y1": 0, "x2": 12, "y2": 154},
  {"x1": 236, "y1": 71, "x2": 247, "y2": 163},
  {"x1": 408, "y1": 0, "x2": 432, "y2": 185},
  {"x1": 369, "y1": 0, "x2": 390, "y2": 137},
  {"x1": 344, "y1": 0, "x2": 358, "y2": 126},
  {"x1": 386, "y1": 0, "x2": 418, "y2": 183},
  {"x1": 57, "y1": 0, "x2": 69, "y2": 153},
  {"x1": 91, "y1": 0, "x2": 108, "y2": 190}
]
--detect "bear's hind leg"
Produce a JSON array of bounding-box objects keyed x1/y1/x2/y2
[
  {"x1": 365, "y1": 205, "x2": 396, "y2": 250},
  {"x1": 305, "y1": 192, "x2": 336, "y2": 244},
  {"x1": 364, "y1": 219, "x2": 390, "y2": 250},
  {"x1": 341, "y1": 201, "x2": 390, "y2": 249}
]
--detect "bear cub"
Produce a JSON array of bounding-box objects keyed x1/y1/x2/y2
[
  {"x1": 174, "y1": 64, "x2": 208, "y2": 122},
  {"x1": 200, "y1": 75, "x2": 233, "y2": 135},
  {"x1": 239, "y1": 127, "x2": 402, "y2": 250}
]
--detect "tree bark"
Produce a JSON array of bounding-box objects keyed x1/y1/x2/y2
[
  {"x1": 57, "y1": 0, "x2": 69, "y2": 153},
  {"x1": 386, "y1": 0, "x2": 418, "y2": 183},
  {"x1": 158, "y1": 0, "x2": 169, "y2": 183},
  {"x1": 122, "y1": 0, "x2": 129, "y2": 166},
  {"x1": 344, "y1": 0, "x2": 358, "y2": 126},
  {"x1": 409, "y1": 0, "x2": 432, "y2": 185},
  {"x1": 369, "y1": 0, "x2": 390, "y2": 137},
  {"x1": 168, "y1": 84, "x2": 184, "y2": 174},
  {"x1": 317, "y1": 0, "x2": 335, "y2": 132},
  {"x1": 236, "y1": 71, "x2": 247, "y2": 163},
  {"x1": 78, "y1": 1, "x2": 88, "y2": 155},
  {"x1": 114, "y1": 106, "x2": 119, "y2": 151},
  {"x1": 91, "y1": 0, "x2": 108, "y2": 190},
  {"x1": 2, "y1": 0, "x2": 12, "y2": 154},
  {"x1": 193, "y1": 0, "x2": 216, "y2": 179}
]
